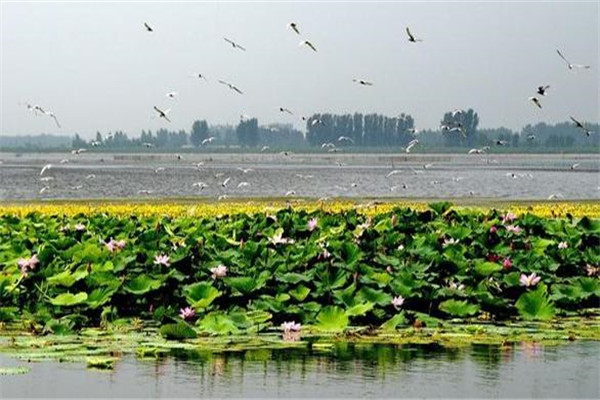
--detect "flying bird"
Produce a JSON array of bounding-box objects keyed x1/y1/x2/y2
[
  {"x1": 154, "y1": 167, "x2": 165, "y2": 173},
  {"x1": 406, "y1": 27, "x2": 423, "y2": 43},
  {"x1": 44, "y1": 111, "x2": 61, "y2": 128},
  {"x1": 537, "y1": 85, "x2": 550, "y2": 96},
  {"x1": 218, "y1": 80, "x2": 243, "y2": 94},
  {"x1": 337, "y1": 136, "x2": 354, "y2": 144},
  {"x1": 224, "y1": 37, "x2": 246, "y2": 51},
  {"x1": 144, "y1": 22, "x2": 153, "y2": 32},
  {"x1": 288, "y1": 22, "x2": 300, "y2": 35},
  {"x1": 153, "y1": 106, "x2": 171, "y2": 122},
  {"x1": 237, "y1": 167, "x2": 254, "y2": 173},
  {"x1": 201, "y1": 136, "x2": 215, "y2": 145},
  {"x1": 299, "y1": 40, "x2": 317, "y2": 52},
  {"x1": 40, "y1": 164, "x2": 52, "y2": 176},
  {"x1": 529, "y1": 96, "x2": 542, "y2": 109},
  {"x1": 260, "y1": 145, "x2": 270, "y2": 152},
  {"x1": 570, "y1": 163, "x2": 580, "y2": 170},
  {"x1": 71, "y1": 148, "x2": 86, "y2": 155},
  {"x1": 237, "y1": 182, "x2": 250, "y2": 188},
  {"x1": 166, "y1": 92, "x2": 178, "y2": 99},
  {"x1": 405, "y1": 140, "x2": 419, "y2": 153},
  {"x1": 556, "y1": 49, "x2": 590, "y2": 71},
  {"x1": 570, "y1": 116, "x2": 592, "y2": 136},
  {"x1": 495, "y1": 139, "x2": 508, "y2": 146},
  {"x1": 353, "y1": 79, "x2": 373, "y2": 86},
  {"x1": 526, "y1": 134, "x2": 536, "y2": 141},
  {"x1": 221, "y1": 177, "x2": 231, "y2": 187},
  {"x1": 279, "y1": 107, "x2": 294, "y2": 115}
]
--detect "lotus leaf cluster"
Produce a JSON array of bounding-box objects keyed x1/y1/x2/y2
[{"x1": 0, "y1": 202, "x2": 598, "y2": 336}]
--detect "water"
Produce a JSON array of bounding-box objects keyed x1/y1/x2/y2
[
  {"x1": 1, "y1": 342, "x2": 598, "y2": 398},
  {"x1": 1, "y1": 153, "x2": 599, "y2": 201}
]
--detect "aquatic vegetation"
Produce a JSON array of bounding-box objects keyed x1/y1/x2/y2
[
  {"x1": 86, "y1": 356, "x2": 117, "y2": 370},
  {"x1": 0, "y1": 366, "x2": 31, "y2": 375},
  {"x1": 0, "y1": 201, "x2": 598, "y2": 339}
]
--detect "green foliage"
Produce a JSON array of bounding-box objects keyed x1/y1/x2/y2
[
  {"x1": 49, "y1": 292, "x2": 88, "y2": 306},
  {"x1": 159, "y1": 322, "x2": 198, "y2": 340},
  {"x1": 185, "y1": 282, "x2": 221, "y2": 309},
  {"x1": 439, "y1": 299, "x2": 480, "y2": 317},
  {"x1": 123, "y1": 275, "x2": 162, "y2": 295},
  {"x1": 515, "y1": 285, "x2": 556, "y2": 321},
  {"x1": 316, "y1": 306, "x2": 349, "y2": 332}
]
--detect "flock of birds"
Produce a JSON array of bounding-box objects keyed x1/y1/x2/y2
[{"x1": 14, "y1": 18, "x2": 596, "y2": 200}]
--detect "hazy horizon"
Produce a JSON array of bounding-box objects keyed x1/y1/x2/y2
[{"x1": 1, "y1": 1, "x2": 598, "y2": 139}]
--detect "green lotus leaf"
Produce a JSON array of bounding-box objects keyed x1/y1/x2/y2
[
  {"x1": 197, "y1": 312, "x2": 240, "y2": 335},
  {"x1": 49, "y1": 292, "x2": 88, "y2": 306},
  {"x1": 474, "y1": 261, "x2": 502, "y2": 277},
  {"x1": 159, "y1": 322, "x2": 198, "y2": 340},
  {"x1": 47, "y1": 267, "x2": 88, "y2": 287},
  {"x1": 439, "y1": 299, "x2": 480, "y2": 317},
  {"x1": 87, "y1": 287, "x2": 118, "y2": 309},
  {"x1": 345, "y1": 302, "x2": 374, "y2": 317},
  {"x1": 0, "y1": 367, "x2": 31, "y2": 375},
  {"x1": 315, "y1": 306, "x2": 349, "y2": 332},
  {"x1": 380, "y1": 311, "x2": 408, "y2": 332},
  {"x1": 123, "y1": 275, "x2": 162, "y2": 295},
  {"x1": 289, "y1": 284, "x2": 311, "y2": 302},
  {"x1": 515, "y1": 285, "x2": 556, "y2": 321},
  {"x1": 184, "y1": 282, "x2": 221, "y2": 309},
  {"x1": 277, "y1": 273, "x2": 310, "y2": 284},
  {"x1": 356, "y1": 287, "x2": 392, "y2": 306},
  {"x1": 428, "y1": 201, "x2": 452, "y2": 216},
  {"x1": 224, "y1": 276, "x2": 258, "y2": 295}
]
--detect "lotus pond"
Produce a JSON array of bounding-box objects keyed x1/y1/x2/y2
[{"x1": 0, "y1": 201, "x2": 599, "y2": 397}]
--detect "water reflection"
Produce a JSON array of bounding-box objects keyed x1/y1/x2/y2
[{"x1": 1, "y1": 342, "x2": 598, "y2": 398}]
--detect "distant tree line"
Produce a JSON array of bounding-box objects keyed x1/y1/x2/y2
[{"x1": 66, "y1": 110, "x2": 598, "y2": 151}]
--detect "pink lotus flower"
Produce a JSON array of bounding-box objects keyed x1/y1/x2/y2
[
  {"x1": 520, "y1": 273, "x2": 541, "y2": 287},
  {"x1": 281, "y1": 321, "x2": 301, "y2": 341},
  {"x1": 392, "y1": 295, "x2": 405, "y2": 310},
  {"x1": 585, "y1": 264, "x2": 598, "y2": 277},
  {"x1": 105, "y1": 238, "x2": 118, "y2": 253},
  {"x1": 18, "y1": 254, "x2": 39, "y2": 275},
  {"x1": 211, "y1": 264, "x2": 228, "y2": 279},
  {"x1": 505, "y1": 225, "x2": 522, "y2": 234},
  {"x1": 179, "y1": 307, "x2": 196, "y2": 320},
  {"x1": 503, "y1": 257, "x2": 512, "y2": 270},
  {"x1": 154, "y1": 254, "x2": 170, "y2": 267},
  {"x1": 558, "y1": 241, "x2": 568, "y2": 249},
  {"x1": 74, "y1": 223, "x2": 86, "y2": 231},
  {"x1": 490, "y1": 226, "x2": 498, "y2": 234},
  {"x1": 307, "y1": 218, "x2": 318, "y2": 231},
  {"x1": 281, "y1": 321, "x2": 301, "y2": 332},
  {"x1": 501, "y1": 213, "x2": 517, "y2": 224}
]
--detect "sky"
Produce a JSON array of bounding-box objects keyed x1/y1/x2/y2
[{"x1": 0, "y1": 1, "x2": 598, "y2": 138}]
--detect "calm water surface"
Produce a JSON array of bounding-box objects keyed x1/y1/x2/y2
[
  {"x1": 1, "y1": 342, "x2": 599, "y2": 398},
  {"x1": 1, "y1": 153, "x2": 599, "y2": 200}
]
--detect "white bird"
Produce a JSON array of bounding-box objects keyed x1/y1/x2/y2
[
  {"x1": 451, "y1": 109, "x2": 463, "y2": 117},
  {"x1": 142, "y1": 142, "x2": 154, "y2": 148},
  {"x1": 222, "y1": 177, "x2": 231, "y2": 187},
  {"x1": 86, "y1": 174, "x2": 96, "y2": 180},
  {"x1": 295, "y1": 174, "x2": 313, "y2": 180},
  {"x1": 386, "y1": 170, "x2": 403, "y2": 178},
  {"x1": 299, "y1": 40, "x2": 317, "y2": 52},
  {"x1": 495, "y1": 140, "x2": 508, "y2": 146},
  {"x1": 556, "y1": 49, "x2": 590, "y2": 71},
  {"x1": 218, "y1": 194, "x2": 229, "y2": 201},
  {"x1": 71, "y1": 148, "x2": 86, "y2": 155},
  {"x1": 166, "y1": 92, "x2": 178, "y2": 99},
  {"x1": 153, "y1": 106, "x2": 171, "y2": 122},
  {"x1": 352, "y1": 79, "x2": 373, "y2": 86},
  {"x1": 468, "y1": 148, "x2": 485, "y2": 154},
  {"x1": 338, "y1": 136, "x2": 354, "y2": 144},
  {"x1": 201, "y1": 136, "x2": 216, "y2": 145},
  {"x1": 390, "y1": 184, "x2": 408, "y2": 191},
  {"x1": 144, "y1": 22, "x2": 153, "y2": 32},
  {"x1": 90, "y1": 141, "x2": 101, "y2": 147},
  {"x1": 279, "y1": 107, "x2": 294, "y2": 115},
  {"x1": 537, "y1": 85, "x2": 550, "y2": 96},
  {"x1": 237, "y1": 182, "x2": 250, "y2": 188},
  {"x1": 70, "y1": 185, "x2": 83, "y2": 191},
  {"x1": 260, "y1": 146, "x2": 270, "y2": 152},
  {"x1": 328, "y1": 148, "x2": 341, "y2": 153},
  {"x1": 570, "y1": 163, "x2": 580, "y2": 170},
  {"x1": 40, "y1": 164, "x2": 52, "y2": 176},
  {"x1": 405, "y1": 140, "x2": 419, "y2": 153},
  {"x1": 39, "y1": 186, "x2": 50, "y2": 194},
  {"x1": 406, "y1": 27, "x2": 423, "y2": 42},
  {"x1": 224, "y1": 37, "x2": 246, "y2": 51},
  {"x1": 138, "y1": 190, "x2": 153, "y2": 195},
  {"x1": 218, "y1": 80, "x2": 243, "y2": 95},
  {"x1": 288, "y1": 22, "x2": 300, "y2": 35},
  {"x1": 60, "y1": 159, "x2": 69, "y2": 164},
  {"x1": 526, "y1": 134, "x2": 536, "y2": 141},
  {"x1": 423, "y1": 163, "x2": 432, "y2": 169},
  {"x1": 321, "y1": 142, "x2": 336, "y2": 148},
  {"x1": 237, "y1": 167, "x2": 254, "y2": 173},
  {"x1": 40, "y1": 177, "x2": 54, "y2": 182},
  {"x1": 191, "y1": 73, "x2": 208, "y2": 81},
  {"x1": 311, "y1": 119, "x2": 325, "y2": 126},
  {"x1": 194, "y1": 162, "x2": 205, "y2": 168},
  {"x1": 154, "y1": 167, "x2": 165, "y2": 173},
  {"x1": 192, "y1": 182, "x2": 207, "y2": 190},
  {"x1": 529, "y1": 96, "x2": 542, "y2": 109},
  {"x1": 570, "y1": 116, "x2": 592, "y2": 136},
  {"x1": 285, "y1": 190, "x2": 296, "y2": 197},
  {"x1": 548, "y1": 193, "x2": 564, "y2": 200},
  {"x1": 44, "y1": 111, "x2": 61, "y2": 128}
]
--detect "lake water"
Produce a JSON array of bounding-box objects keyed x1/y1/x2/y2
[
  {"x1": 1, "y1": 341, "x2": 598, "y2": 398},
  {"x1": 0, "y1": 152, "x2": 599, "y2": 201}
]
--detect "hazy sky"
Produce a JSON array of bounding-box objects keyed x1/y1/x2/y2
[{"x1": 1, "y1": 1, "x2": 598, "y2": 138}]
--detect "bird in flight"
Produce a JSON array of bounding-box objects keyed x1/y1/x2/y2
[
  {"x1": 165, "y1": 92, "x2": 178, "y2": 99},
  {"x1": 299, "y1": 40, "x2": 317, "y2": 52},
  {"x1": 218, "y1": 80, "x2": 243, "y2": 94},
  {"x1": 526, "y1": 134, "x2": 536, "y2": 141},
  {"x1": 288, "y1": 22, "x2": 300, "y2": 35},
  {"x1": 144, "y1": 22, "x2": 153, "y2": 32},
  {"x1": 405, "y1": 139, "x2": 419, "y2": 153},
  {"x1": 44, "y1": 110, "x2": 61, "y2": 128},
  {"x1": 556, "y1": 49, "x2": 590, "y2": 71},
  {"x1": 201, "y1": 136, "x2": 215, "y2": 145},
  {"x1": 529, "y1": 96, "x2": 542, "y2": 109},
  {"x1": 352, "y1": 79, "x2": 373, "y2": 86},
  {"x1": 495, "y1": 139, "x2": 508, "y2": 146},
  {"x1": 40, "y1": 164, "x2": 52, "y2": 176},
  {"x1": 406, "y1": 27, "x2": 423, "y2": 43},
  {"x1": 153, "y1": 106, "x2": 171, "y2": 122},
  {"x1": 279, "y1": 107, "x2": 294, "y2": 115},
  {"x1": 224, "y1": 37, "x2": 246, "y2": 51},
  {"x1": 537, "y1": 85, "x2": 550, "y2": 96},
  {"x1": 570, "y1": 116, "x2": 592, "y2": 136},
  {"x1": 338, "y1": 136, "x2": 354, "y2": 144}
]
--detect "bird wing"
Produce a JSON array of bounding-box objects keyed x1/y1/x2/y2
[
  {"x1": 232, "y1": 86, "x2": 243, "y2": 95},
  {"x1": 236, "y1": 43, "x2": 246, "y2": 51},
  {"x1": 556, "y1": 49, "x2": 571, "y2": 65},
  {"x1": 406, "y1": 27, "x2": 415, "y2": 41},
  {"x1": 50, "y1": 114, "x2": 61, "y2": 128},
  {"x1": 218, "y1": 79, "x2": 230, "y2": 86},
  {"x1": 224, "y1": 37, "x2": 234, "y2": 45},
  {"x1": 569, "y1": 116, "x2": 582, "y2": 126}
]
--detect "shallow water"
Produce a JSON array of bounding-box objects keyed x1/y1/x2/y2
[
  {"x1": 0, "y1": 153, "x2": 599, "y2": 201},
  {"x1": 1, "y1": 341, "x2": 598, "y2": 398}
]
